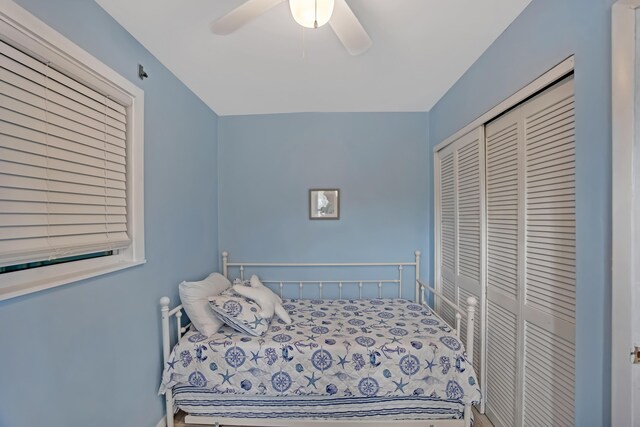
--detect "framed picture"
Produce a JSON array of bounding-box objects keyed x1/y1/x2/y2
[{"x1": 309, "y1": 189, "x2": 340, "y2": 220}]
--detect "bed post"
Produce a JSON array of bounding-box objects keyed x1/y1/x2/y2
[
  {"x1": 160, "y1": 297, "x2": 175, "y2": 427},
  {"x1": 463, "y1": 297, "x2": 477, "y2": 427},
  {"x1": 464, "y1": 404, "x2": 472, "y2": 427},
  {"x1": 465, "y1": 296, "x2": 476, "y2": 363},
  {"x1": 222, "y1": 251, "x2": 229, "y2": 278},
  {"x1": 414, "y1": 250, "x2": 421, "y2": 302}
]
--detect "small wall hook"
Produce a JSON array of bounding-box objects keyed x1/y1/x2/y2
[{"x1": 138, "y1": 64, "x2": 148, "y2": 80}]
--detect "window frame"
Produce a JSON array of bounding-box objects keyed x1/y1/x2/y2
[{"x1": 0, "y1": 0, "x2": 145, "y2": 301}]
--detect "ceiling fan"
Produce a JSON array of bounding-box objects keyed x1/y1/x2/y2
[{"x1": 210, "y1": 0, "x2": 372, "y2": 56}]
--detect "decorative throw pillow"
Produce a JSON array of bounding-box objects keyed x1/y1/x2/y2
[
  {"x1": 179, "y1": 272, "x2": 231, "y2": 336},
  {"x1": 208, "y1": 289, "x2": 270, "y2": 336},
  {"x1": 232, "y1": 275, "x2": 292, "y2": 324},
  {"x1": 233, "y1": 278, "x2": 250, "y2": 286}
]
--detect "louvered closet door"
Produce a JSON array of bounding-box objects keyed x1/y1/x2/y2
[
  {"x1": 483, "y1": 76, "x2": 576, "y2": 427},
  {"x1": 454, "y1": 129, "x2": 484, "y2": 382},
  {"x1": 485, "y1": 107, "x2": 522, "y2": 427},
  {"x1": 436, "y1": 143, "x2": 457, "y2": 328},
  {"x1": 435, "y1": 128, "x2": 485, "y2": 389},
  {"x1": 521, "y1": 76, "x2": 576, "y2": 426}
]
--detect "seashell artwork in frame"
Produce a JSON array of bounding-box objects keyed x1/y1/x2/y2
[{"x1": 309, "y1": 189, "x2": 340, "y2": 220}]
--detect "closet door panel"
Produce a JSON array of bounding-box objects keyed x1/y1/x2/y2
[
  {"x1": 523, "y1": 322, "x2": 575, "y2": 427},
  {"x1": 441, "y1": 276, "x2": 458, "y2": 327},
  {"x1": 486, "y1": 300, "x2": 519, "y2": 427},
  {"x1": 437, "y1": 145, "x2": 457, "y2": 327},
  {"x1": 524, "y1": 77, "x2": 577, "y2": 325},
  {"x1": 440, "y1": 148, "x2": 456, "y2": 277},
  {"x1": 435, "y1": 128, "x2": 485, "y2": 390},
  {"x1": 522, "y1": 77, "x2": 576, "y2": 425},
  {"x1": 486, "y1": 117, "x2": 521, "y2": 302},
  {"x1": 457, "y1": 137, "x2": 482, "y2": 284},
  {"x1": 455, "y1": 129, "x2": 484, "y2": 380},
  {"x1": 485, "y1": 107, "x2": 522, "y2": 426}
]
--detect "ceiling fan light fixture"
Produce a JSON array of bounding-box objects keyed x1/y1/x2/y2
[{"x1": 289, "y1": 0, "x2": 335, "y2": 29}]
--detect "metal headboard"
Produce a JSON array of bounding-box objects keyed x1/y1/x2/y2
[{"x1": 222, "y1": 250, "x2": 421, "y2": 302}]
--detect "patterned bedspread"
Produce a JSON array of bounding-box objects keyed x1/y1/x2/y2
[{"x1": 159, "y1": 299, "x2": 481, "y2": 405}]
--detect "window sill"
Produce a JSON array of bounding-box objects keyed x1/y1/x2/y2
[{"x1": 0, "y1": 257, "x2": 146, "y2": 302}]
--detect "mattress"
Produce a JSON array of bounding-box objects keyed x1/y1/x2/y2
[
  {"x1": 160, "y1": 298, "x2": 481, "y2": 407},
  {"x1": 173, "y1": 386, "x2": 465, "y2": 420}
]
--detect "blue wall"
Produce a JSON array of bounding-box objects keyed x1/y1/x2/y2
[
  {"x1": 429, "y1": 0, "x2": 614, "y2": 424},
  {"x1": 218, "y1": 112, "x2": 429, "y2": 298},
  {"x1": 0, "y1": 1, "x2": 219, "y2": 427}
]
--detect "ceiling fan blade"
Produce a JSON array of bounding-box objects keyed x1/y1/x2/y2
[
  {"x1": 210, "y1": 0, "x2": 285, "y2": 35},
  {"x1": 329, "y1": 0, "x2": 372, "y2": 56}
]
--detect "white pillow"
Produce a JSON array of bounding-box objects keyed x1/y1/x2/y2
[{"x1": 179, "y1": 272, "x2": 231, "y2": 336}]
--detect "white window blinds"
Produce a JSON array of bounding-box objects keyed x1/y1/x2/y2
[{"x1": 0, "y1": 39, "x2": 130, "y2": 267}]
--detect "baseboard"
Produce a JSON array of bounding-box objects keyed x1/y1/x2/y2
[{"x1": 155, "y1": 415, "x2": 166, "y2": 427}]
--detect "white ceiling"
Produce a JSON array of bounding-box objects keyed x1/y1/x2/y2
[{"x1": 96, "y1": 0, "x2": 531, "y2": 116}]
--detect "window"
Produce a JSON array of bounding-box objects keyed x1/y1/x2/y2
[
  {"x1": 0, "y1": 2, "x2": 145, "y2": 301},
  {"x1": 0, "y1": 251, "x2": 113, "y2": 274}
]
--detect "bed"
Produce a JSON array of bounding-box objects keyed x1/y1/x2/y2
[{"x1": 159, "y1": 251, "x2": 480, "y2": 427}]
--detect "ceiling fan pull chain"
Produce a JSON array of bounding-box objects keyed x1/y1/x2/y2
[{"x1": 314, "y1": 0, "x2": 318, "y2": 28}]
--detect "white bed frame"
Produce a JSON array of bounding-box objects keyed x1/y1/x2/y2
[{"x1": 160, "y1": 251, "x2": 478, "y2": 427}]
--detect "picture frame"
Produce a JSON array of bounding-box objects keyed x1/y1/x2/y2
[{"x1": 309, "y1": 189, "x2": 340, "y2": 220}]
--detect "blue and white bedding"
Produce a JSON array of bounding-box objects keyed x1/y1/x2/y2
[
  {"x1": 173, "y1": 386, "x2": 466, "y2": 420},
  {"x1": 159, "y1": 298, "x2": 481, "y2": 406}
]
